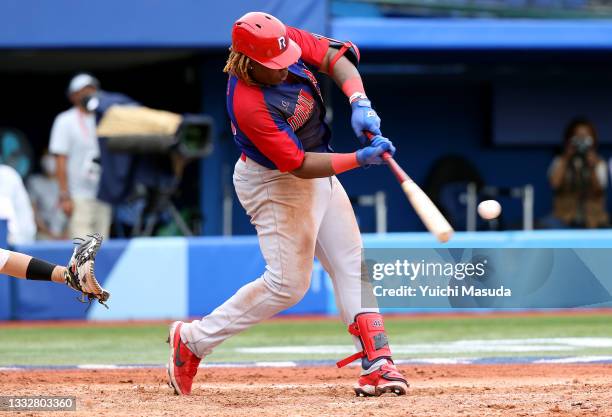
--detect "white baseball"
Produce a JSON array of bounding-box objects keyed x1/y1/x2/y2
[{"x1": 477, "y1": 200, "x2": 501, "y2": 220}]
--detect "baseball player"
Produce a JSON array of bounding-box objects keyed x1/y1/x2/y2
[
  {"x1": 0, "y1": 234, "x2": 109, "y2": 306},
  {"x1": 168, "y1": 12, "x2": 408, "y2": 397}
]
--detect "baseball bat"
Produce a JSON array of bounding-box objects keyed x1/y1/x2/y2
[{"x1": 366, "y1": 132, "x2": 454, "y2": 243}]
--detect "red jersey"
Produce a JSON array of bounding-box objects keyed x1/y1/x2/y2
[{"x1": 226, "y1": 27, "x2": 331, "y2": 172}]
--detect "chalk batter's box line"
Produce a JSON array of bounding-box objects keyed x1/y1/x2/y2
[{"x1": 1, "y1": 356, "x2": 612, "y2": 371}]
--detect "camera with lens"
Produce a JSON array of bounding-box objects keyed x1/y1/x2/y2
[
  {"x1": 88, "y1": 90, "x2": 214, "y2": 236},
  {"x1": 571, "y1": 136, "x2": 593, "y2": 156}
]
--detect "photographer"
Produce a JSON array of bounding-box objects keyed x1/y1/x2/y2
[
  {"x1": 49, "y1": 73, "x2": 111, "y2": 238},
  {"x1": 547, "y1": 118, "x2": 609, "y2": 228}
]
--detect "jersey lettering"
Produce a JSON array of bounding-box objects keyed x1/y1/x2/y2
[{"x1": 287, "y1": 89, "x2": 315, "y2": 132}]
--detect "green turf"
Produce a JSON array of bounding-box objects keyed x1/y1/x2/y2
[{"x1": 0, "y1": 314, "x2": 611, "y2": 366}]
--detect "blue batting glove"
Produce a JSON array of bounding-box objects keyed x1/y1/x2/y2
[
  {"x1": 351, "y1": 99, "x2": 381, "y2": 145},
  {"x1": 370, "y1": 136, "x2": 396, "y2": 155},
  {"x1": 356, "y1": 135, "x2": 396, "y2": 166}
]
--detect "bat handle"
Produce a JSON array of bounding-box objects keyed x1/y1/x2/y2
[
  {"x1": 364, "y1": 131, "x2": 391, "y2": 158},
  {"x1": 364, "y1": 131, "x2": 377, "y2": 141},
  {"x1": 363, "y1": 131, "x2": 408, "y2": 182}
]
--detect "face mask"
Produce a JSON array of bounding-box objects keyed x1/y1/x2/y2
[
  {"x1": 80, "y1": 94, "x2": 100, "y2": 112},
  {"x1": 41, "y1": 155, "x2": 56, "y2": 176}
]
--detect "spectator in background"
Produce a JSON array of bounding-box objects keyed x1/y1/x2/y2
[
  {"x1": 546, "y1": 118, "x2": 609, "y2": 228},
  {"x1": 0, "y1": 164, "x2": 36, "y2": 244},
  {"x1": 49, "y1": 73, "x2": 111, "y2": 238},
  {"x1": 27, "y1": 150, "x2": 68, "y2": 240}
]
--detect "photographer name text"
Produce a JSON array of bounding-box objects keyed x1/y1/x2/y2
[{"x1": 373, "y1": 284, "x2": 511, "y2": 297}]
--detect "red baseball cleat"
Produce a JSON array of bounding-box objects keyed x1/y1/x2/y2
[
  {"x1": 166, "y1": 321, "x2": 201, "y2": 395},
  {"x1": 354, "y1": 361, "x2": 409, "y2": 397}
]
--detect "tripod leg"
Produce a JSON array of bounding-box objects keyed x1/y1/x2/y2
[
  {"x1": 132, "y1": 211, "x2": 143, "y2": 237},
  {"x1": 168, "y1": 204, "x2": 193, "y2": 236},
  {"x1": 143, "y1": 213, "x2": 158, "y2": 236}
]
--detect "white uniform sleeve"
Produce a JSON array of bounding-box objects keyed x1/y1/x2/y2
[
  {"x1": 0, "y1": 166, "x2": 36, "y2": 245},
  {"x1": 13, "y1": 174, "x2": 35, "y2": 244},
  {"x1": 49, "y1": 113, "x2": 70, "y2": 155},
  {"x1": 0, "y1": 248, "x2": 9, "y2": 270},
  {"x1": 596, "y1": 160, "x2": 608, "y2": 189}
]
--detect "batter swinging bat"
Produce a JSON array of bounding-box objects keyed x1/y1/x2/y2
[{"x1": 366, "y1": 132, "x2": 454, "y2": 243}]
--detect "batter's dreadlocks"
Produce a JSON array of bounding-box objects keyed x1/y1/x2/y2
[{"x1": 223, "y1": 49, "x2": 255, "y2": 85}]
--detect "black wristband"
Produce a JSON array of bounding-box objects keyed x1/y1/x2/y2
[{"x1": 25, "y1": 258, "x2": 56, "y2": 281}]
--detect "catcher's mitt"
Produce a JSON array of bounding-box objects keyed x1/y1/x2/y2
[{"x1": 64, "y1": 233, "x2": 110, "y2": 308}]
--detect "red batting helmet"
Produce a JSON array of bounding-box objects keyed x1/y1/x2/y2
[{"x1": 231, "y1": 12, "x2": 301, "y2": 69}]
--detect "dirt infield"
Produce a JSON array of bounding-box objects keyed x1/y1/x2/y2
[{"x1": 2, "y1": 364, "x2": 611, "y2": 417}]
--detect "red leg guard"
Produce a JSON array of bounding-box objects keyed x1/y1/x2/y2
[{"x1": 336, "y1": 312, "x2": 392, "y2": 368}]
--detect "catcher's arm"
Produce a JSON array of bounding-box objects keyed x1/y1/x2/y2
[{"x1": 64, "y1": 233, "x2": 110, "y2": 308}]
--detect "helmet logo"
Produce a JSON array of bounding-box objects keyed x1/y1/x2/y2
[{"x1": 278, "y1": 36, "x2": 287, "y2": 51}]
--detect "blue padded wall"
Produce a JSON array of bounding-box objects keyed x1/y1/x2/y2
[
  {"x1": 0, "y1": 220, "x2": 9, "y2": 320},
  {"x1": 3, "y1": 231, "x2": 610, "y2": 321}
]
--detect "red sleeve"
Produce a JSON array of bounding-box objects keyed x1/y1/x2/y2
[
  {"x1": 233, "y1": 82, "x2": 305, "y2": 173},
  {"x1": 287, "y1": 26, "x2": 329, "y2": 70}
]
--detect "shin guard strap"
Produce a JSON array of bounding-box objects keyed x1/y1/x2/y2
[{"x1": 336, "y1": 351, "x2": 364, "y2": 368}]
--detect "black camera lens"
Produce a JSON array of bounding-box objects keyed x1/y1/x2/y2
[{"x1": 572, "y1": 136, "x2": 593, "y2": 155}]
